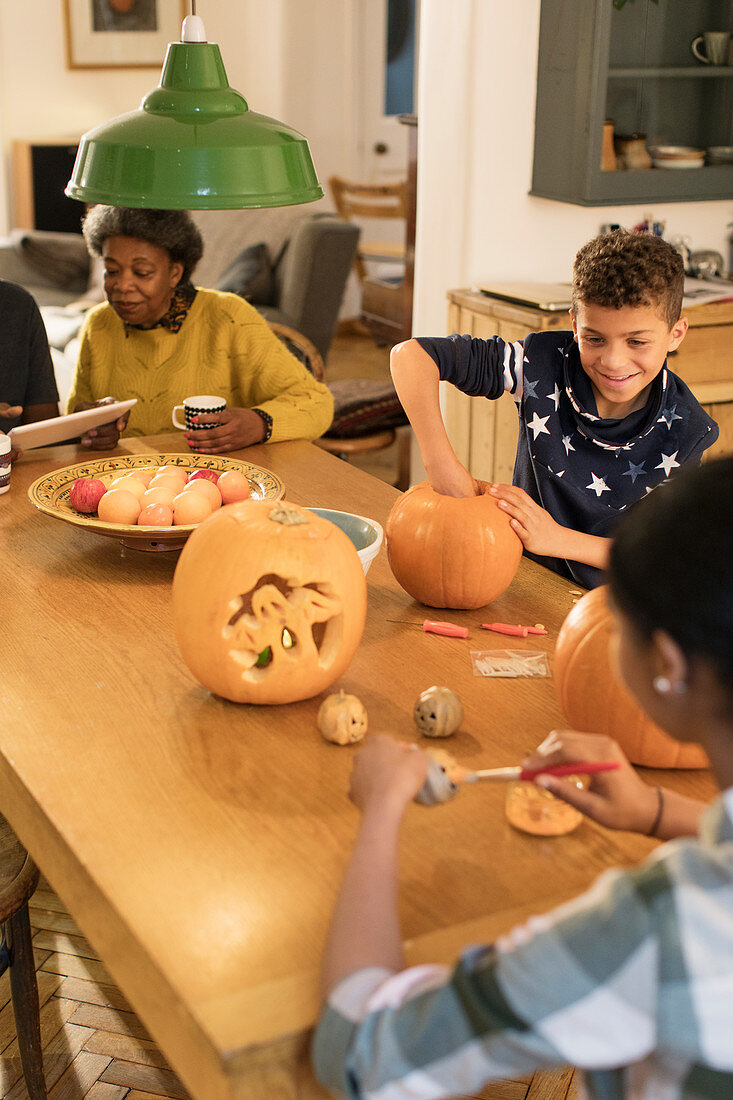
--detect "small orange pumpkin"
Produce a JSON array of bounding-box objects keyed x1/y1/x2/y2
[
  {"x1": 554, "y1": 585, "x2": 708, "y2": 769},
  {"x1": 385, "y1": 481, "x2": 522, "y2": 609},
  {"x1": 172, "y1": 501, "x2": 367, "y2": 705}
]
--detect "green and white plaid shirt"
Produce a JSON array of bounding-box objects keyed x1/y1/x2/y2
[{"x1": 313, "y1": 789, "x2": 733, "y2": 1099}]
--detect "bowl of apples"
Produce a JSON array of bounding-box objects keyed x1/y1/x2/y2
[{"x1": 27, "y1": 453, "x2": 285, "y2": 551}]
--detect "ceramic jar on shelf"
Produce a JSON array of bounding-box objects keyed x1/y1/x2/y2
[{"x1": 614, "y1": 133, "x2": 652, "y2": 170}]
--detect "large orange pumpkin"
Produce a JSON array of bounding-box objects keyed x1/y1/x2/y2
[
  {"x1": 385, "y1": 481, "x2": 522, "y2": 609},
  {"x1": 554, "y1": 585, "x2": 708, "y2": 769},
  {"x1": 172, "y1": 501, "x2": 367, "y2": 704}
]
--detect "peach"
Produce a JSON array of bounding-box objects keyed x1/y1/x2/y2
[
  {"x1": 217, "y1": 470, "x2": 251, "y2": 504},
  {"x1": 98, "y1": 489, "x2": 141, "y2": 525},
  {"x1": 185, "y1": 477, "x2": 222, "y2": 509},
  {"x1": 172, "y1": 491, "x2": 213, "y2": 525}
]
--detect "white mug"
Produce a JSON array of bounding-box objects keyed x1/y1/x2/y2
[
  {"x1": 172, "y1": 395, "x2": 226, "y2": 431},
  {"x1": 690, "y1": 31, "x2": 731, "y2": 66}
]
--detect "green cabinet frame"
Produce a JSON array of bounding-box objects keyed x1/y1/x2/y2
[{"x1": 531, "y1": 0, "x2": 733, "y2": 205}]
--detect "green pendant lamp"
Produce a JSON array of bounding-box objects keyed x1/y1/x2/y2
[{"x1": 65, "y1": 10, "x2": 323, "y2": 209}]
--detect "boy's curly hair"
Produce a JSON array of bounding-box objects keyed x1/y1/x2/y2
[
  {"x1": 571, "y1": 229, "x2": 684, "y2": 328},
  {"x1": 82, "y1": 206, "x2": 204, "y2": 284}
]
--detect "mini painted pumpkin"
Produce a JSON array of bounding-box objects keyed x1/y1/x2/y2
[
  {"x1": 385, "y1": 481, "x2": 522, "y2": 609},
  {"x1": 317, "y1": 690, "x2": 368, "y2": 745},
  {"x1": 172, "y1": 501, "x2": 367, "y2": 705},
  {"x1": 554, "y1": 585, "x2": 708, "y2": 769},
  {"x1": 413, "y1": 685, "x2": 464, "y2": 738}
]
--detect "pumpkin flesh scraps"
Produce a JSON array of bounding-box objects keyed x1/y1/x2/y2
[{"x1": 222, "y1": 578, "x2": 344, "y2": 684}]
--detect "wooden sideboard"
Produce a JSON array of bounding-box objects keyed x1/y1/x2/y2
[{"x1": 444, "y1": 287, "x2": 733, "y2": 483}]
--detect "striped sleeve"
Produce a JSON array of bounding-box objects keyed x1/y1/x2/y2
[
  {"x1": 312, "y1": 864, "x2": 660, "y2": 1100},
  {"x1": 415, "y1": 334, "x2": 525, "y2": 401}
]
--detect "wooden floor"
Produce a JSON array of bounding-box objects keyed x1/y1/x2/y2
[{"x1": 1, "y1": 877, "x2": 575, "y2": 1100}]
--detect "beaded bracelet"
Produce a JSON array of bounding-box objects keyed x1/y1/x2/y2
[{"x1": 647, "y1": 786, "x2": 665, "y2": 838}]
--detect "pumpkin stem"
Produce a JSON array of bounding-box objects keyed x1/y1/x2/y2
[{"x1": 268, "y1": 503, "x2": 309, "y2": 526}]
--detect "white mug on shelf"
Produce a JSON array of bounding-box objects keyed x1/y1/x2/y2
[
  {"x1": 172, "y1": 395, "x2": 226, "y2": 431},
  {"x1": 690, "y1": 31, "x2": 731, "y2": 66}
]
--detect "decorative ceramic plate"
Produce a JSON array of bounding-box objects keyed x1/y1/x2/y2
[{"x1": 28, "y1": 453, "x2": 285, "y2": 551}]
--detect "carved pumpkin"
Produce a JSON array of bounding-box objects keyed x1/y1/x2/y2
[
  {"x1": 413, "y1": 685, "x2": 464, "y2": 738},
  {"x1": 172, "y1": 501, "x2": 367, "y2": 705},
  {"x1": 317, "y1": 690, "x2": 368, "y2": 745},
  {"x1": 554, "y1": 585, "x2": 708, "y2": 769},
  {"x1": 385, "y1": 481, "x2": 522, "y2": 609}
]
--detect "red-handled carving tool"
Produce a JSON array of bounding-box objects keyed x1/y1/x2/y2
[
  {"x1": 481, "y1": 622, "x2": 548, "y2": 637},
  {"x1": 416, "y1": 759, "x2": 621, "y2": 806},
  {"x1": 386, "y1": 618, "x2": 469, "y2": 638}
]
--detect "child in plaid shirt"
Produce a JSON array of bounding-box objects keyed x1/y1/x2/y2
[{"x1": 313, "y1": 457, "x2": 733, "y2": 1099}]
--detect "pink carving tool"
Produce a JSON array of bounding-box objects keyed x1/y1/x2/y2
[
  {"x1": 465, "y1": 761, "x2": 621, "y2": 783},
  {"x1": 386, "y1": 618, "x2": 469, "y2": 638},
  {"x1": 481, "y1": 622, "x2": 548, "y2": 637}
]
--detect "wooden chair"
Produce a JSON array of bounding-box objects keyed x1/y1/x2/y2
[
  {"x1": 0, "y1": 814, "x2": 47, "y2": 1098},
  {"x1": 328, "y1": 176, "x2": 411, "y2": 347},
  {"x1": 268, "y1": 322, "x2": 411, "y2": 491}
]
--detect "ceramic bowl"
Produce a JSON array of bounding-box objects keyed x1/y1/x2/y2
[
  {"x1": 28, "y1": 453, "x2": 285, "y2": 552},
  {"x1": 307, "y1": 508, "x2": 384, "y2": 574}
]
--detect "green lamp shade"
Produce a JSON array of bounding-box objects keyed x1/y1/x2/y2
[{"x1": 66, "y1": 40, "x2": 323, "y2": 209}]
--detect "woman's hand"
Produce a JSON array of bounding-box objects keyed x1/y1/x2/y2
[
  {"x1": 75, "y1": 398, "x2": 130, "y2": 450},
  {"x1": 185, "y1": 408, "x2": 267, "y2": 454},
  {"x1": 489, "y1": 484, "x2": 568, "y2": 556},
  {"x1": 522, "y1": 729, "x2": 660, "y2": 834},
  {"x1": 349, "y1": 735, "x2": 429, "y2": 818}
]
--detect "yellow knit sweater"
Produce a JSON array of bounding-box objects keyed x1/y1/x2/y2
[{"x1": 67, "y1": 289, "x2": 334, "y2": 442}]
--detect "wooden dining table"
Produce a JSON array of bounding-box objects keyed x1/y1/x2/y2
[{"x1": 1, "y1": 432, "x2": 716, "y2": 1100}]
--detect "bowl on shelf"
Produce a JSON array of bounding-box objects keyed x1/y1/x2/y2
[
  {"x1": 706, "y1": 146, "x2": 733, "y2": 165},
  {"x1": 650, "y1": 145, "x2": 705, "y2": 169},
  {"x1": 306, "y1": 508, "x2": 383, "y2": 575},
  {"x1": 27, "y1": 453, "x2": 285, "y2": 551}
]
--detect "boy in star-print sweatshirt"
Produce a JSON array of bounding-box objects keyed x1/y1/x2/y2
[{"x1": 391, "y1": 229, "x2": 718, "y2": 588}]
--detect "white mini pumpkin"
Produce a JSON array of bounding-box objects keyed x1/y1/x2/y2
[
  {"x1": 317, "y1": 690, "x2": 368, "y2": 745},
  {"x1": 413, "y1": 685, "x2": 464, "y2": 738}
]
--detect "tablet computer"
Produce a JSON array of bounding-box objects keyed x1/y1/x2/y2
[{"x1": 8, "y1": 399, "x2": 137, "y2": 451}]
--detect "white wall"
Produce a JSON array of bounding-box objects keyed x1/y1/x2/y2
[{"x1": 414, "y1": 0, "x2": 733, "y2": 337}]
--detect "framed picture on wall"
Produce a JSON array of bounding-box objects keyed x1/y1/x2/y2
[{"x1": 63, "y1": 0, "x2": 186, "y2": 69}]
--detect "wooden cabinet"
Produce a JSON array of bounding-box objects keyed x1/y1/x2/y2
[
  {"x1": 444, "y1": 288, "x2": 733, "y2": 482},
  {"x1": 531, "y1": 0, "x2": 733, "y2": 206}
]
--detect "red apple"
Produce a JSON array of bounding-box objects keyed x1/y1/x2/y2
[
  {"x1": 69, "y1": 477, "x2": 107, "y2": 514},
  {"x1": 187, "y1": 469, "x2": 220, "y2": 485}
]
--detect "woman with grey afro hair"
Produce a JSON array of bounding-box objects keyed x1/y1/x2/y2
[
  {"x1": 67, "y1": 205, "x2": 333, "y2": 453},
  {"x1": 82, "y1": 206, "x2": 203, "y2": 284}
]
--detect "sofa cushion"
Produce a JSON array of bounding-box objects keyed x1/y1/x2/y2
[
  {"x1": 325, "y1": 379, "x2": 408, "y2": 439},
  {"x1": 213, "y1": 242, "x2": 276, "y2": 306}
]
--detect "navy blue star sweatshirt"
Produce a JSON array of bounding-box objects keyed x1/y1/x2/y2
[{"x1": 416, "y1": 330, "x2": 718, "y2": 588}]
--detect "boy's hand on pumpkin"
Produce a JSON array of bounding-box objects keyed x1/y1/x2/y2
[
  {"x1": 522, "y1": 729, "x2": 660, "y2": 834},
  {"x1": 185, "y1": 407, "x2": 267, "y2": 453},
  {"x1": 348, "y1": 735, "x2": 429, "y2": 817},
  {"x1": 426, "y1": 459, "x2": 477, "y2": 498},
  {"x1": 489, "y1": 484, "x2": 567, "y2": 556}
]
